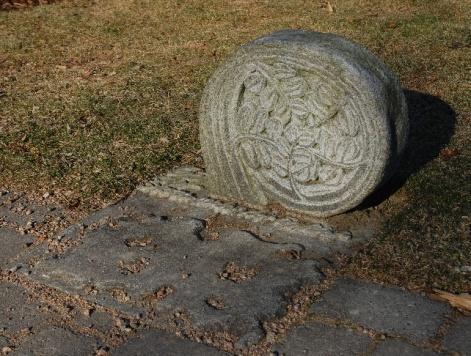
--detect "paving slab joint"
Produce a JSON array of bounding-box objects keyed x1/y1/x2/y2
[{"x1": 139, "y1": 167, "x2": 357, "y2": 247}]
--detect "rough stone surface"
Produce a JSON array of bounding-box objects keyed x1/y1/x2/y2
[
  {"x1": 373, "y1": 339, "x2": 439, "y2": 355},
  {"x1": 200, "y1": 29, "x2": 408, "y2": 217},
  {"x1": 0, "y1": 336, "x2": 9, "y2": 348},
  {"x1": 17, "y1": 191, "x2": 328, "y2": 345},
  {"x1": 73, "y1": 308, "x2": 115, "y2": 334},
  {"x1": 0, "y1": 227, "x2": 34, "y2": 267},
  {"x1": 0, "y1": 191, "x2": 66, "y2": 231},
  {"x1": 140, "y1": 167, "x2": 363, "y2": 255},
  {"x1": 272, "y1": 321, "x2": 371, "y2": 355},
  {"x1": 443, "y1": 317, "x2": 471, "y2": 355},
  {"x1": 310, "y1": 278, "x2": 450, "y2": 342},
  {"x1": 14, "y1": 326, "x2": 100, "y2": 356},
  {"x1": 0, "y1": 282, "x2": 45, "y2": 335},
  {"x1": 113, "y1": 330, "x2": 228, "y2": 355},
  {"x1": 0, "y1": 186, "x2": 469, "y2": 354}
]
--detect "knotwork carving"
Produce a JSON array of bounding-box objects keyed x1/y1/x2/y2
[
  {"x1": 199, "y1": 30, "x2": 408, "y2": 217},
  {"x1": 234, "y1": 61, "x2": 365, "y2": 200}
]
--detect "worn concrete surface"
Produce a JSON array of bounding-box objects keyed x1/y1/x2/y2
[
  {"x1": 11, "y1": 191, "x2": 328, "y2": 347},
  {"x1": 372, "y1": 339, "x2": 440, "y2": 356},
  {"x1": 0, "y1": 186, "x2": 469, "y2": 355},
  {"x1": 442, "y1": 317, "x2": 471, "y2": 356},
  {"x1": 14, "y1": 327, "x2": 101, "y2": 356},
  {"x1": 0, "y1": 281, "x2": 47, "y2": 335},
  {"x1": 113, "y1": 330, "x2": 228, "y2": 356},
  {"x1": 310, "y1": 278, "x2": 451, "y2": 343},
  {"x1": 0, "y1": 228, "x2": 34, "y2": 268},
  {"x1": 272, "y1": 322, "x2": 371, "y2": 355}
]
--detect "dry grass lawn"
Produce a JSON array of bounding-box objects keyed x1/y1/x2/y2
[{"x1": 0, "y1": 0, "x2": 470, "y2": 292}]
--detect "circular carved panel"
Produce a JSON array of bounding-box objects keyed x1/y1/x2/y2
[{"x1": 200, "y1": 30, "x2": 408, "y2": 217}]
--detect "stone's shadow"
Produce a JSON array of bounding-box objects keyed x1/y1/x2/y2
[{"x1": 359, "y1": 89, "x2": 456, "y2": 210}]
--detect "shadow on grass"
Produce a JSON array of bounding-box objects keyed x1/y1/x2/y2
[{"x1": 360, "y1": 89, "x2": 456, "y2": 209}]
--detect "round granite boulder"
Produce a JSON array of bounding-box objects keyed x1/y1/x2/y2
[{"x1": 199, "y1": 30, "x2": 408, "y2": 217}]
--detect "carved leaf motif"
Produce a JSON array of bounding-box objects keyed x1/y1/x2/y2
[
  {"x1": 306, "y1": 113, "x2": 317, "y2": 128},
  {"x1": 252, "y1": 110, "x2": 268, "y2": 134},
  {"x1": 284, "y1": 122, "x2": 300, "y2": 144},
  {"x1": 291, "y1": 147, "x2": 319, "y2": 183},
  {"x1": 272, "y1": 62, "x2": 297, "y2": 79},
  {"x1": 272, "y1": 152, "x2": 288, "y2": 178},
  {"x1": 244, "y1": 71, "x2": 266, "y2": 94},
  {"x1": 305, "y1": 92, "x2": 338, "y2": 126},
  {"x1": 234, "y1": 61, "x2": 364, "y2": 192},
  {"x1": 240, "y1": 142, "x2": 259, "y2": 169},
  {"x1": 338, "y1": 138, "x2": 360, "y2": 163},
  {"x1": 277, "y1": 137, "x2": 291, "y2": 157},
  {"x1": 257, "y1": 144, "x2": 271, "y2": 169},
  {"x1": 271, "y1": 141, "x2": 289, "y2": 178},
  {"x1": 260, "y1": 87, "x2": 278, "y2": 110},
  {"x1": 237, "y1": 102, "x2": 256, "y2": 133},
  {"x1": 326, "y1": 110, "x2": 359, "y2": 137},
  {"x1": 336, "y1": 139, "x2": 349, "y2": 161},
  {"x1": 273, "y1": 98, "x2": 291, "y2": 126},
  {"x1": 314, "y1": 129, "x2": 360, "y2": 165},
  {"x1": 319, "y1": 166, "x2": 343, "y2": 186},
  {"x1": 324, "y1": 140, "x2": 336, "y2": 160},
  {"x1": 297, "y1": 132, "x2": 316, "y2": 148},
  {"x1": 290, "y1": 98, "x2": 310, "y2": 119},
  {"x1": 265, "y1": 119, "x2": 283, "y2": 140},
  {"x1": 284, "y1": 77, "x2": 307, "y2": 98}
]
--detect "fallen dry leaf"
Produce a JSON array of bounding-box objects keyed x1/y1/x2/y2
[
  {"x1": 325, "y1": 1, "x2": 334, "y2": 13},
  {"x1": 431, "y1": 289, "x2": 471, "y2": 313},
  {"x1": 440, "y1": 147, "x2": 460, "y2": 160},
  {"x1": 206, "y1": 295, "x2": 225, "y2": 310}
]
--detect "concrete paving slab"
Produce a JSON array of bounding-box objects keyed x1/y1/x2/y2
[
  {"x1": 70, "y1": 308, "x2": 115, "y2": 335},
  {"x1": 0, "y1": 282, "x2": 46, "y2": 335},
  {"x1": 272, "y1": 321, "x2": 371, "y2": 356},
  {"x1": 16, "y1": 192, "x2": 342, "y2": 345},
  {"x1": 14, "y1": 326, "x2": 101, "y2": 356},
  {"x1": 0, "y1": 192, "x2": 64, "y2": 230},
  {"x1": 373, "y1": 339, "x2": 440, "y2": 355},
  {"x1": 310, "y1": 278, "x2": 451, "y2": 342},
  {"x1": 0, "y1": 336, "x2": 10, "y2": 348},
  {"x1": 4, "y1": 171, "x2": 460, "y2": 354},
  {"x1": 113, "y1": 330, "x2": 227, "y2": 355},
  {"x1": 443, "y1": 317, "x2": 471, "y2": 356},
  {"x1": 0, "y1": 227, "x2": 34, "y2": 267}
]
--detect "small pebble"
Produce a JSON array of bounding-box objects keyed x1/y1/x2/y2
[
  {"x1": 8, "y1": 265, "x2": 21, "y2": 273},
  {"x1": 82, "y1": 308, "x2": 94, "y2": 317}
]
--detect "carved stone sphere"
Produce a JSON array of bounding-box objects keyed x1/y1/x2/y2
[{"x1": 199, "y1": 30, "x2": 408, "y2": 217}]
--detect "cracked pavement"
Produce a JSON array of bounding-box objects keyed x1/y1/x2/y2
[{"x1": 0, "y1": 175, "x2": 469, "y2": 355}]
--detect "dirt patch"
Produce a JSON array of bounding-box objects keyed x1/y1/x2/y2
[{"x1": 219, "y1": 262, "x2": 260, "y2": 284}]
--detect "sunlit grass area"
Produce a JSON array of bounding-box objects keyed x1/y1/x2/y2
[{"x1": 0, "y1": 0, "x2": 470, "y2": 291}]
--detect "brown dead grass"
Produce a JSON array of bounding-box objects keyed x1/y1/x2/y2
[
  {"x1": 0, "y1": 0, "x2": 470, "y2": 292},
  {"x1": 0, "y1": 0, "x2": 58, "y2": 11}
]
